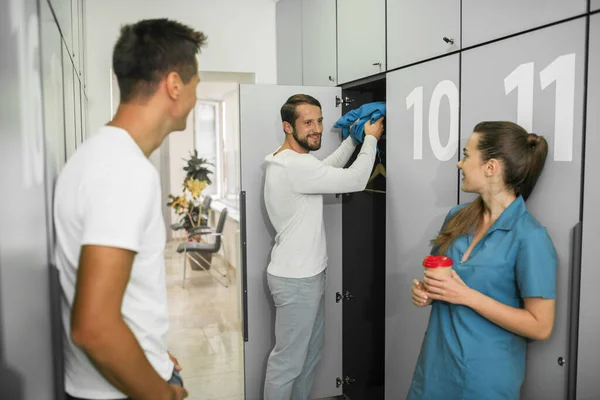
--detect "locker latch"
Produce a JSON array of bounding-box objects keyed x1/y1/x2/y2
[
  {"x1": 336, "y1": 376, "x2": 356, "y2": 387},
  {"x1": 335, "y1": 95, "x2": 355, "y2": 108},
  {"x1": 336, "y1": 290, "x2": 353, "y2": 303}
]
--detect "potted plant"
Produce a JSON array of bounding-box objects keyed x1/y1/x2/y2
[{"x1": 167, "y1": 150, "x2": 214, "y2": 269}]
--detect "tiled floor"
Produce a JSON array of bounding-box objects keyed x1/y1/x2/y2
[
  {"x1": 163, "y1": 241, "x2": 345, "y2": 400},
  {"x1": 164, "y1": 241, "x2": 244, "y2": 400}
]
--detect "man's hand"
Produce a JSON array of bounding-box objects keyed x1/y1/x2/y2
[
  {"x1": 168, "y1": 385, "x2": 188, "y2": 400},
  {"x1": 364, "y1": 117, "x2": 385, "y2": 140},
  {"x1": 169, "y1": 351, "x2": 182, "y2": 372}
]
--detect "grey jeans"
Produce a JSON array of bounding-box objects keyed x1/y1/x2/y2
[{"x1": 264, "y1": 271, "x2": 326, "y2": 400}]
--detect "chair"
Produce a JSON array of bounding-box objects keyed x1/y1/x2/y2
[
  {"x1": 177, "y1": 207, "x2": 230, "y2": 288},
  {"x1": 170, "y1": 195, "x2": 212, "y2": 231}
]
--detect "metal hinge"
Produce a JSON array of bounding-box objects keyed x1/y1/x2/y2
[
  {"x1": 336, "y1": 290, "x2": 353, "y2": 303},
  {"x1": 336, "y1": 376, "x2": 356, "y2": 387},
  {"x1": 335, "y1": 95, "x2": 355, "y2": 107},
  {"x1": 335, "y1": 193, "x2": 352, "y2": 198}
]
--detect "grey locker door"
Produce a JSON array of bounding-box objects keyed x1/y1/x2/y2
[
  {"x1": 337, "y1": 0, "x2": 386, "y2": 84},
  {"x1": 387, "y1": 0, "x2": 460, "y2": 69},
  {"x1": 240, "y1": 84, "x2": 342, "y2": 400},
  {"x1": 593, "y1": 0, "x2": 600, "y2": 12},
  {"x1": 41, "y1": 0, "x2": 67, "y2": 218},
  {"x1": 460, "y1": 18, "x2": 586, "y2": 399},
  {"x1": 577, "y1": 13, "x2": 600, "y2": 400},
  {"x1": 40, "y1": 0, "x2": 67, "y2": 277},
  {"x1": 276, "y1": 0, "x2": 303, "y2": 85},
  {"x1": 302, "y1": 0, "x2": 337, "y2": 86},
  {"x1": 462, "y1": 0, "x2": 587, "y2": 48},
  {"x1": 0, "y1": 0, "x2": 58, "y2": 398},
  {"x1": 385, "y1": 54, "x2": 460, "y2": 399}
]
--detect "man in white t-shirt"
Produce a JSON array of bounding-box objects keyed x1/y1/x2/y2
[
  {"x1": 263, "y1": 94, "x2": 384, "y2": 399},
  {"x1": 54, "y1": 19, "x2": 206, "y2": 400}
]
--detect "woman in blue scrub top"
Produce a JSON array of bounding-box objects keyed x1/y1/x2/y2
[{"x1": 408, "y1": 121, "x2": 558, "y2": 400}]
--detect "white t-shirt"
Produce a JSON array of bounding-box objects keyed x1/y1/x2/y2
[
  {"x1": 54, "y1": 126, "x2": 173, "y2": 399},
  {"x1": 264, "y1": 135, "x2": 377, "y2": 278}
]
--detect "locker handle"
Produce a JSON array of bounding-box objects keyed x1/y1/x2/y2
[
  {"x1": 567, "y1": 222, "x2": 583, "y2": 398},
  {"x1": 240, "y1": 191, "x2": 249, "y2": 342}
]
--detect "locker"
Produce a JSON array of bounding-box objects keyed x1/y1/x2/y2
[
  {"x1": 240, "y1": 84, "x2": 343, "y2": 400},
  {"x1": 337, "y1": 0, "x2": 386, "y2": 84},
  {"x1": 460, "y1": 18, "x2": 586, "y2": 399},
  {"x1": 387, "y1": 0, "x2": 460, "y2": 69},
  {"x1": 462, "y1": 0, "x2": 586, "y2": 48},
  {"x1": 302, "y1": 0, "x2": 337, "y2": 86},
  {"x1": 0, "y1": 0, "x2": 59, "y2": 398},
  {"x1": 577, "y1": 13, "x2": 600, "y2": 400},
  {"x1": 40, "y1": 0, "x2": 67, "y2": 263},
  {"x1": 593, "y1": 0, "x2": 600, "y2": 12},
  {"x1": 275, "y1": 0, "x2": 302, "y2": 86},
  {"x1": 340, "y1": 79, "x2": 386, "y2": 399},
  {"x1": 385, "y1": 54, "x2": 460, "y2": 399}
]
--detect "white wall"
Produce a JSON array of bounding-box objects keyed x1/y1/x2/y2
[{"x1": 85, "y1": 0, "x2": 277, "y2": 134}]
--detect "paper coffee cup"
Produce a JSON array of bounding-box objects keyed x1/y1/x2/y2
[{"x1": 422, "y1": 256, "x2": 453, "y2": 290}]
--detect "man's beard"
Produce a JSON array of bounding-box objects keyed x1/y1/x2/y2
[{"x1": 292, "y1": 129, "x2": 322, "y2": 151}]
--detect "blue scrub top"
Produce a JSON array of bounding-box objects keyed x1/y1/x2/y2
[{"x1": 407, "y1": 196, "x2": 557, "y2": 400}]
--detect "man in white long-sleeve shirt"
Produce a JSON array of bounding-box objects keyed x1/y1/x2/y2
[{"x1": 263, "y1": 94, "x2": 384, "y2": 399}]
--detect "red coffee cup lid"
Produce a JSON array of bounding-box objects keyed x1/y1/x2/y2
[{"x1": 423, "y1": 255, "x2": 453, "y2": 268}]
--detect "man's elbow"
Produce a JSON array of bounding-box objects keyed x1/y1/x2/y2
[{"x1": 71, "y1": 318, "x2": 105, "y2": 351}]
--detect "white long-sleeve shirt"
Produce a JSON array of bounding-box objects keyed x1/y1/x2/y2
[{"x1": 264, "y1": 135, "x2": 378, "y2": 278}]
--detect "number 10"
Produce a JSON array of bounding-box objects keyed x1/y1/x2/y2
[{"x1": 406, "y1": 80, "x2": 459, "y2": 162}]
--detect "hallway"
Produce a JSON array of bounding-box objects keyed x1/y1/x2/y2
[{"x1": 164, "y1": 241, "x2": 244, "y2": 400}]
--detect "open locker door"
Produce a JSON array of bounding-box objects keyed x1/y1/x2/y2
[{"x1": 239, "y1": 84, "x2": 343, "y2": 400}]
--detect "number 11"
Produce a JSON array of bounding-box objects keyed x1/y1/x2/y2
[{"x1": 504, "y1": 54, "x2": 576, "y2": 162}]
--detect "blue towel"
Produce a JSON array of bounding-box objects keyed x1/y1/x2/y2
[{"x1": 334, "y1": 102, "x2": 386, "y2": 147}]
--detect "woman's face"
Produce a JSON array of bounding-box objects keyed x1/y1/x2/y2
[{"x1": 457, "y1": 133, "x2": 488, "y2": 194}]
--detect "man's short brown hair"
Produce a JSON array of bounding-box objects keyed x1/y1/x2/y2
[
  {"x1": 280, "y1": 94, "x2": 322, "y2": 129},
  {"x1": 112, "y1": 19, "x2": 207, "y2": 103}
]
